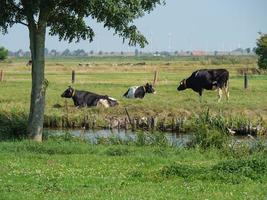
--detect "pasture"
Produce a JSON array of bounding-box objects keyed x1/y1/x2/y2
[
  {"x1": 0, "y1": 56, "x2": 267, "y2": 199},
  {"x1": 0, "y1": 140, "x2": 266, "y2": 200},
  {"x1": 0, "y1": 55, "x2": 266, "y2": 133}
]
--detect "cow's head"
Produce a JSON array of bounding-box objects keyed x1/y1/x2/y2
[
  {"x1": 144, "y1": 83, "x2": 156, "y2": 94},
  {"x1": 177, "y1": 79, "x2": 187, "y2": 91},
  {"x1": 61, "y1": 86, "x2": 75, "y2": 98}
]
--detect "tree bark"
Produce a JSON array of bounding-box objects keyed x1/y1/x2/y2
[{"x1": 27, "y1": 23, "x2": 47, "y2": 142}]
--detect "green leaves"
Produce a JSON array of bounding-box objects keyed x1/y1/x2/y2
[
  {"x1": 0, "y1": 0, "x2": 25, "y2": 33},
  {"x1": 255, "y1": 33, "x2": 267, "y2": 69},
  {"x1": 120, "y1": 25, "x2": 148, "y2": 48},
  {"x1": 48, "y1": 12, "x2": 95, "y2": 43},
  {"x1": 0, "y1": 0, "x2": 164, "y2": 47}
]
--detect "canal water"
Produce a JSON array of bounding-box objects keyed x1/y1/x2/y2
[{"x1": 44, "y1": 129, "x2": 267, "y2": 148}]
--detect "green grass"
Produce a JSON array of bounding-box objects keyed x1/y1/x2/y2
[
  {"x1": 0, "y1": 140, "x2": 266, "y2": 199},
  {"x1": 0, "y1": 56, "x2": 266, "y2": 199},
  {"x1": 0, "y1": 56, "x2": 267, "y2": 131}
]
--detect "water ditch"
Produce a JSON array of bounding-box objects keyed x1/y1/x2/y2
[{"x1": 44, "y1": 129, "x2": 267, "y2": 148}]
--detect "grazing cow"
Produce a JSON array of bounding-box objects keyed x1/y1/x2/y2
[
  {"x1": 61, "y1": 86, "x2": 118, "y2": 108},
  {"x1": 177, "y1": 69, "x2": 229, "y2": 102},
  {"x1": 123, "y1": 83, "x2": 156, "y2": 99},
  {"x1": 26, "y1": 60, "x2": 32, "y2": 66}
]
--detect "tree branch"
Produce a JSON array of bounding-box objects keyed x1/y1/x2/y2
[
  {"x1": 16, "y1": 21, "x2": 28, "y2": 26},
  {"x1": 21, "y1": 0, "x2": 37, "y2": 28}
]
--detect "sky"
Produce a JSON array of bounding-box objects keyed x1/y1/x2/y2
[{"x1": 0, "y1": 0, "x2": 267, "y2": 52}]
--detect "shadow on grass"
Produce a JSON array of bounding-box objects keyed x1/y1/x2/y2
[
  {"x1": 0, "y1": 139, "x2": 98, "y2": 155},
  {"x1": 105, "y1": 146, "x2": 131, "y2": 156},
  {"x1": 160, "y1": 157, "x2": 267, "y2": 184}
]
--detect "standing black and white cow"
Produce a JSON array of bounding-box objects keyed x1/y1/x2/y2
[
  {"x1": 177, "y1": 69, "x2": 229, "y2": 102},
  {"x1": 123, "y1": 83, "x2": 156, "y2": 99},
  {"x1": 61, "y1": 86, "x2": 118, "y2": 108}
]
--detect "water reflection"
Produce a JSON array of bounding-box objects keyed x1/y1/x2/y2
[{"x1": 44, "y1": 129, "x2": 192, "y2": 147}]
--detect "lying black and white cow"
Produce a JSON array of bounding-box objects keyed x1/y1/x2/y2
[
  {"x1": 61, "y1": 86, "x2": 118, "y2": 108},
  {"x1": 177, "y1": 69, "x2": 229, "y2": 102},
  {"x1": 123, "y1": 83, "x2": 156, "y2": 99}
]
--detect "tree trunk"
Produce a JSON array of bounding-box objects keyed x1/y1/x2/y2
[{"x1": 27, "y1": 24, "x2": 47, "y2": 142}]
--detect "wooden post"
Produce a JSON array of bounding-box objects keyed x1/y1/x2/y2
[
  {"x1": 125, "y1": 108, "x2": 134, "y2": 130},
  {"x1": 0, "y1": 70, "x2": 4, "y2": 82},
  {"x1": 152, "y1": 117, "x2": 157, "y2": 132},
  {"x1": 244, "y1": 72, "x2": 248, "y2": 89},
  {"x1": 153, "y1": 70, "x2": 158, "y2": 86},
  {"x1": 72, "y1": 70, "x2": 75, "y2": 84}
]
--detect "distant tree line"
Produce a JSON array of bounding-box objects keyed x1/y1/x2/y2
[
  {"x1": 8, "y1": 48, "x2": 140, "y2": 57},
  {"x1": 7, "y1": 47, "x2": 256, "y2": 58}
]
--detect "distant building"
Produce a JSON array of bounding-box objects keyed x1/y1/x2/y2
[
  {"x1": 16, "y1": 49, "x2": 25, "y2": 57},
  {"x1": 191, "y1": 50, "x2": 206, "y2": 56}
]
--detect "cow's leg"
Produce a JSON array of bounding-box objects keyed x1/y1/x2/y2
[
  {"x1": 217, "y1": 88, "x2": 223, "y2": 102},
  {"x1": 123, "y1": 89, "x2": 130, "y2": 97},
  {"x1": 225, "y1": 82, "x2": 230, "y2": 100},
  {"x1": 198, "y1": 90, "x2": 203, "y2": 102},
  {"x1": 222, "y1": 86, "x2": 229, "y2": 101}
]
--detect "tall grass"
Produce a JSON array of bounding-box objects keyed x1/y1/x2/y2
[{"x1": 0, "y1": 111, "x2": 27, "y2": 140}]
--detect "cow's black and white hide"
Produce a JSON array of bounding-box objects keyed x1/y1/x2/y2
[
  {"x1": 123, "y1": 83, "x2": 155, "y2": 99},
  {"x1": 61, "y1": 86, "x2": 118, "y2": 108},
  {"x1": 177, "y1": 69, "x2": 229, "y2": 102}
]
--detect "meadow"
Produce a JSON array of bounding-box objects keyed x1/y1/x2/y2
[
  {"x1": 0, "y1": 55, "x2": 266, "y2": 136},
  {"x1": 0, "y1": 139, "x2": 266, "y2": 200},
  {"x1": 0, "y1": 55, "x2": 267, "y2": 199}
]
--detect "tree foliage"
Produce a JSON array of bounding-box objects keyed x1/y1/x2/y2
[
  {"x1": 255, "y1": 33, "x2": 267, "y2": 69},
  {"x1": 0, "y1": 0, "x2": 164, "y2": 47},
  {"x1": 0, "y1": 46, "x2": 8, "y2": 60}
]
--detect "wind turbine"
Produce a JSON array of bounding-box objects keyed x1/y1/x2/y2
[{"x1": 168, "y1": 32, "x2": 172, "y2": 53}]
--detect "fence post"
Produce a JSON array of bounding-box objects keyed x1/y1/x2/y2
[
  {"x1": 72, "y1": 70, "x2": 75, "y2": 84},
  {"x1": 0, "y1": 70, "x2": 4, "y2": 82},
  {"x1": 153, "y1": 70, "x2": 158, "y2": 86},
  {"x1": 244, "y1": 72, "x2": 248, "y2": 89}
]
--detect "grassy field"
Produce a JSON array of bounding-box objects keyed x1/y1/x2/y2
[
  {"x1": 0, "y1": 56, "x2": 266, "y2": 132},
  {"x1": 0, "y1": 139, "x2": 266, "y2": 200},
  {"x1": 0, "y1": 56, "x2": 267, "y2": 199}
]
